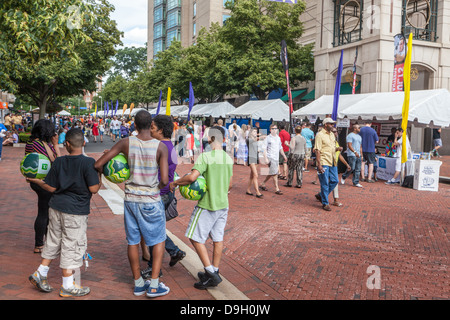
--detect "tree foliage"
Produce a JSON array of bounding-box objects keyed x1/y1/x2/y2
[
  {"x1": 102, "y1": 0, "x2": 314, "y2": 106},
  {"x1": 0, "y1": 0, "x2": 122, "y2": 118}
]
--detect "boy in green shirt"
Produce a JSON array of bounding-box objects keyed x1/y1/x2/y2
[{"x1": 170, "y1": 126, "x2": 233, "y2": 289}]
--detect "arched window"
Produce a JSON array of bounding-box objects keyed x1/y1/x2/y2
[
  {"x1": 410, "y1": 65, "x2": 433, "y2": 90},
  {"x1": 333, "y1": 0, "x2": 363, "y2": 47},
  {"x1": 402, "y1": 0, "x2": 438, "y2": 42}
]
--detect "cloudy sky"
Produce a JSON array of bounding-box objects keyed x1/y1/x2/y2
[{"x1": 108, "y1": 0, "x2": 148, "y2": 48}]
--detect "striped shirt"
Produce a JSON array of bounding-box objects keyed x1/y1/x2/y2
[
  {"x1": 124, "y1": 136, "x2": 161, "y2": 203},
  {"x1": 25, "y1": 140, "x2": 57, "y2": 161}
]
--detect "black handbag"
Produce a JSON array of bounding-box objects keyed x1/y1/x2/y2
[{"x1": 165, "y1": 196, "x2": 179, "y2": 221}]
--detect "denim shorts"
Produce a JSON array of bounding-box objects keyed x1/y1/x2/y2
[
  {"x1": 363, "y1": 152, "x2": 376, "y2": 164},
  {"x1": 124, "y1": 201, "x2": 166, "y2": 247}
]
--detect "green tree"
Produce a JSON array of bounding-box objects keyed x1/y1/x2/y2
[
  {"x1": 107, "y1": 45, "x2": 148, "y2": 80},
  {"x1": 0, "y1": 0, "x2": 122, "y2": 119}
]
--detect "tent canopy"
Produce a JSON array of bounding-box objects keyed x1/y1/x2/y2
[
  {"x1": 57, "y1": 110, "x2": 71, "y2": 116},
  {"x1": 151, "y1": 105, "x2": 188, "y2": 117},
  {"x1": 226, "y1": 99, "x2": 290, "y2": 122},
  {"x1": 187, "y1": 101, "x2": 235, "y2": 118},
  {"x1": 293, "y1": 89, "x2": 450, "y2": 127}
]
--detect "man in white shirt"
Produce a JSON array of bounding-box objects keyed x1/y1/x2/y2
[
  {"x1": 110, "y1": 116, "x2": 121, "y2": 142},
  {"x1": 386, "y1": 128, "x2": 411, "y2": 185},
  {"x1": 259, "y1": 123, "x2": 287, "y2": 195}
]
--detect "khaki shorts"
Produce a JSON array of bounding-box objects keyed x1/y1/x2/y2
[
  {"x1": 41, "y1": 208, "x2": 88, "y2": 270},
  {"x1": 305, "y1": 147, "x2": 312, "y2": 160}
]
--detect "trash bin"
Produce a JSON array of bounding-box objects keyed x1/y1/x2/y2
[{"x1": 413, "y1": 160, "x2": 442, "y2": 192}]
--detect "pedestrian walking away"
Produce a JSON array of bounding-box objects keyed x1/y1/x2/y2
[
  {"x1": 170, "y1": 126, "x2": 233, "y2": 290},
  {"x1": 95, "y1": 110, "x2": 171, "y2": 298},
  {"x1": 285, "y1": 125, "x2": 307, "y2": 188},
  {"x1": 27, "y1": 128, "x2": 101, "y2": 297}
]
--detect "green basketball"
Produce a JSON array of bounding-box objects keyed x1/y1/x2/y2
[
  {"x1": 179, "y1": 174, "x2": 207, "y2": 201},
  {"x1": 20, "y1": 153, "x2": 51, "y2": 179},
  {"x1": 103, "y1": 154, "x2": 130, "y2": 183}
]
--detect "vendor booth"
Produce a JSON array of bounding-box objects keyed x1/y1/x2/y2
[
  {"x1": 187, "y1": 101, "x2": 235, "y2": 119},
  {"x1": 292, "y1": 89, "x2": 449, "y2": 189},
  {"x1": 226, "y1": 99, "x2": 290, "y2": 132},
  {"x1": 151, "y1": 105, "x2": 188, "y2": 117}
]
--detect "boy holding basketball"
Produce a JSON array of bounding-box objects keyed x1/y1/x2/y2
[
  {"x1": 170, "y1": 126, "x2": 233, "y2": 289},
  {"x1": 27, "y1": 128, "x2": 101, "y2": 297},
  {"x1": 94, "y1": 110, "x2": 170, "y2": 298}
]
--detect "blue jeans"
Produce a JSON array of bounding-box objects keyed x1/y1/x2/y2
[
  {"x1": 148, "y1": 192, "x2": 180, "y2": 265},
  {"x1": 318, "y1": 166, "x2": 338, "y2": 206},
  {"x1": 0, "y1": 137, "x2": 3, "y2": 158},
  {"x1": 342, "y1": 156, "x2": 361, "y2": 185}
]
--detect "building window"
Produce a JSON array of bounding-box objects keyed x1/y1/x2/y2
[
  {"x1": 193, "y1": 2, "x2": 197, "y2": 17},
  {"x1": 167, "y1": 10, "x2": 181, "y2": 29},
  {"x1": 154, "y1": 6, "x2": 164, "y2": 23},
  {"x1": 154, "y1": 23, "x2": 165, "y2": 40},
  {"x1": 333, "y1": 0, "x2": 363, "y2": 47},
  {"x1": 223, "y1": 14, "x2": 231, "y2": 25},
  {"x1": 154, "y1": 39, "x2": 165, "y2": 56},
  {"x1": 154, "y1": 0, "x2": 164, "y2": 7},
  {"x1": 402, "y1": 0, "x2": 438, "y2": 42},
  {"x1": 193, "y1": 23, "x2": 196, "y2": 36},
  {"x1": 167, "y1": 0, "x2": 181, "y2": 11},
  {"x1": 166, "y1": 29, "x2": 180, "y2": 48}
]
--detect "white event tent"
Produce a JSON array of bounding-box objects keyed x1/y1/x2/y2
[
  {"x1": 226, "y1": 99, "x2": 290, "y2": 122},
  {"x1": 184, "y1": 101, "x2": 236, "y2": 118},
  {"x1": 151, "y1": 105, "x2": 188, "y2": 117},
  {"x1": 292, "y1": 89, "x2": 450, "y2": 128}
]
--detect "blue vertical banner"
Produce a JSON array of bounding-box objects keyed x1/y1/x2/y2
[
  {"x1": 156, "y1": 90, "x2": 162, "y2": 116},
  {"x1": 332, "y1": 50, "x2": 344, "y2": 121},
  {"x1": 105, "y1": 101, "x2": 109, "y2": 116},
  {"x1": 187, "y1": 82, "x2": 195, "y2": 121},
  {"x1": 114, "y1": 100, "x2": 119, "y2": 116}
]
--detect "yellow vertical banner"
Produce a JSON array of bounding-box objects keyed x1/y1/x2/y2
[
  {"x1": 129, "y1": 103, "x2": 135, "y2": 116},
  {"x1": 401, "y1": 33, "x2": 413, "y2": 164},
  {"x1": 166, "y1": 87, "x2": 171, "y2": 116},
  {"x1": 122, "y1": 104, "x2": 128, "y2": 116},
  {"x1": 94, "y1": 102, "x2": 97, "y2": 118}
]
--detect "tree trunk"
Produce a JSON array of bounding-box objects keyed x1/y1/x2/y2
[{"x1": 39, "y1": 99, "x2": 47, "y2": 119}]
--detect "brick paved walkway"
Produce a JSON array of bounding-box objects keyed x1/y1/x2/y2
[{"x1": 0, "y1": 146, "x2": 449, "y2": 300}]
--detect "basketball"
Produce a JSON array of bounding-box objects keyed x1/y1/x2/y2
[
  {"x1": 103, "y1": 153, "x2": 130, "y2": 183},
  {"x1": 179, "y1": 174, "x2": 207, "y2": 201},
  {"x1": 20, "y1": 153, "x2": 51, "y2": 179}
]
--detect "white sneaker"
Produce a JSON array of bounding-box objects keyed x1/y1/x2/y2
[
  {"x1": 354, "y1": 183, "x2": 363, "y2": 188},
  {"x1": 340, "y1": 177, "x2": 345, "y2": 185}
]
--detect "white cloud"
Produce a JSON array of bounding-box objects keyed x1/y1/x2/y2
[{"x1": 108, "y1": 0, "x2": 148, "y2": 48}]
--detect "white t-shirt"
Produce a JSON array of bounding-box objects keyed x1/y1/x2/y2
[
  {"x1": 395, "y1": 136, "x2": 411, "y2": 159},
  {"x1": 265, "y1": 134, "x2": 282, "y2": 160},
  {"x1": 111, "y1": 120, "x2": 121, "y2": 130}
]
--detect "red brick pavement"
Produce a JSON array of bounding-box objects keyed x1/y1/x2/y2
[{"x1": 0, "y1": 146, "x2": 449, "y2": 300}]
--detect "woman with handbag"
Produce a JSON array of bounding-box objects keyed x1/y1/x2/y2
[{"x1": 25, "y1": 119, "x2": 60, "y2": 253}]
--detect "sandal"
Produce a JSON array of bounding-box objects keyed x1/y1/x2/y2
[
  {"x1": 34, "y1": 246, "x2": 44, "y2": 254},
  {"x1": 279, "y1": 176, "x2": 287, "y2": 180},
  {"x1": 259, "y1": 186, "x2": 268, "y2": 191},
  {"x1": 332, "y1": 201, "x2": 343, "y2": 207},
  {"x1": 246, "y1": 192, "x2": 254, "y2": 196},
  {"x1": 275, "y1": 190, "x2": 283, "y2": 195},
  {"x1": 256, "y1": 194, "x2": 264, "y2": 198}
]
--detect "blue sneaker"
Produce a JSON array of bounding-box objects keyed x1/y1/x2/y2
[
  {"x1": 134, "y1": 280, "x2": 150, "y2": 296},
  {"x1": 146, "y1": 282, "x2": 170, "y2": 298}
]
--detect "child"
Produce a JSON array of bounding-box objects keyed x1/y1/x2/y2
[
  {"x1": 94, "y1": 110, "x2": 170, "y2": 298},
  {"x1": 27, "y1": 128, "x2": 101, "y2": 297},
  {"x1": 170, "y1": 126, "x2": 233, "y2": 289}
]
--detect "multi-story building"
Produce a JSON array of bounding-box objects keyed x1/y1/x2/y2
[
  {"x1": 298, "y1": 0, "x2": 450, "y2": 153},
  {"x1": 147, "y1": 0, "x2": 232, "y2": 61},
  {"x1": 83, "y1": 79, "x2": 103, "y2": 110}
]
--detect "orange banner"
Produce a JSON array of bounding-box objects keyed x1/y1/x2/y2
[{"x1": 0, "y1": 102, "x2": 8, "y2": 109}]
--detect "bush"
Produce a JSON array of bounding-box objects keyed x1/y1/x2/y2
[{"x1": 18, "y1": 133, "x2": 31, "y2": 144}]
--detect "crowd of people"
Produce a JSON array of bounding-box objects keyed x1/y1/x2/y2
[{"x1": 6, "y1": 107, "x2": 443, "y2": 299}]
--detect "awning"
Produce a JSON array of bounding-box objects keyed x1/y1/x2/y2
[
  {"x1": 301, "y1": 89, "x2": 315, "y2": 101},
  {"x1": 340, "y1": 82, "x2": 360, "y2": 95},
  {"x1": 281, "y1": 89, "x2": 306, "y2": 101}
]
